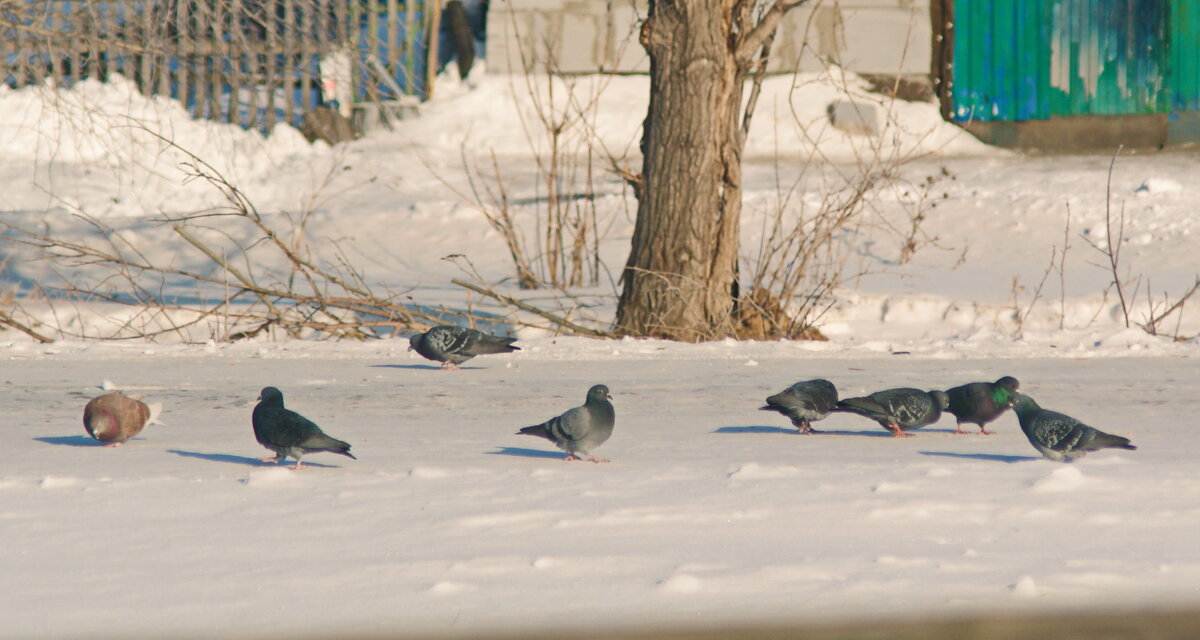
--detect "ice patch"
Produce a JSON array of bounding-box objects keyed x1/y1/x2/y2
[
  {"x1": 242, "y1": 467, "x2": 296, "y2": 487},
  {"x1": 1010, "y1": 575, "x2": 1041, "y2": 598},
  {"x1": 39, "y1": 476, "x2": 78, "y2": 489},
  {"x1": 429, "y1": 581, "x2": 477, "y2": 595},
  {"x1": 727, "y1": 463, "x2": 802, "y2": 480},
  {"x1": 872, "y1": 481, "x2": 915, "y2": 493},
  {"x1": 1032, "y1": 466, "x2": 1087, "y2": 493},
  {"x1": 658, "y1": 573, "x2": 704, "y2": 593},
  {"x1": 408, "y1": 467, "x2": 452, "y2": 479}
]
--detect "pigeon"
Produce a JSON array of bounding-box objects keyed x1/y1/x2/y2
[
  {"x1": 408, "y1": 325, "x2": 520, "y2": 368},
  {"x1": 251, "y1": 387, "x2": 356, "y2": 470},
  {"x1": 834, "y1": 387, "x2": 950, "y2": 437},
  {"x1": 518, "y1": 384, "x2": 615, "y2": 463},
  {"x1": 83, "y1": 391, "x2": 161, "y2": 446},
  {"x1": 760, "y1": 378, "x2": 839, "y2": 434},
  {"x1": 944, "y1": 376, "x2": 1020, "y2": 435},
  {"x1": 1011, "y1": 394, "x2": 1136, "y2": 462}
]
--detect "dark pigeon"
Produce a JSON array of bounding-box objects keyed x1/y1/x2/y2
[
  {"x1": 1012, "y1": 394, "x2": 1136, "y2": 462},
  {"x1": 945, "y1": 376, "x2": 1020, "y2": 435},
  {"x1": 518, "y1": 384, "x2": 615, "y2": 463},
  {"x1": 252, "y1": 387, "x2": 356, "y2": 469},
  {"x1": 408, "y1": 325, "x2": 520, "y2": 368},
  {"x1": 760, "y1": 379, "x2": 839, "y2": 434},
  {"x1": 83, "y1": 391, "x2": 160, "y2": 446},
  {"x1": 834, "y1": 387, "x2": 950, "y2": 437}
]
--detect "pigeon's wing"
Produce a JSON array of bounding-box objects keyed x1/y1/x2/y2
[
  {"x1": 888, "y1": 394, "x2": 935, "y2": 427},
  {"x1": 463, "y1": 332, "x2": 519, "y2": 355},
  {"x1": 1030, "y1": 411, "x2": 1090, "y2": 453},
  {"x1": 549, "y1": 406, "x2": 592, "y2": 443},
  {"x1": 262, "y1": 408, "x2": 324, "y2": 447},
  {"x1": 429, "y1": 327, "x2": 473, "y2": 354},
  {"x1": 764, "y1": 389, "x2": 818, "y2": 414}
]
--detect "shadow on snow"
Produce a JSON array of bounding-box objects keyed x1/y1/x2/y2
[
  {"x1": 488, "y1": 447, "x2": 565, "y2": 460},
  {"x1": 167, "y1": 449, "x2": 339, "y2": 468},
  {"x1": 919, "y1": 451, "x2": 1041, "y2": 463}
]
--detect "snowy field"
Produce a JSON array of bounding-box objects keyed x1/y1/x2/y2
[{"x1": 2, "y1": 69, "x2": 1200, "y2": 638}]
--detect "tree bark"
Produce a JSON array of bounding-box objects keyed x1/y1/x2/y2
[{"x1": 615, "y1": 0, "x2": 805, "y2": 341}]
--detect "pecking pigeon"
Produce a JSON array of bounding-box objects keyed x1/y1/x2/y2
[
  {"x1": 944, "y1": 376, "x2": 1020, "y2": 435},
  {"x1": 834, "y1": 387, "x2": 949, "y2": 437},
  {"x1": 83, "y1": 391, "x2": 161, "y2": 446},
  {"x1": 518, "y1": 384, "x2": 615, "y2": 463},
  {"x1": 760, "y1": 378, "x2": 839, "y2": 434},
  {"x1": 251, "y1": 387, "x2": 356, "y2": 470},
  {"x1": 408, "y1": 325, "x2": 520, "y2": 368},
  {"x1": 1011, "y1": 394, "x2": 1136, "y2": 462}
]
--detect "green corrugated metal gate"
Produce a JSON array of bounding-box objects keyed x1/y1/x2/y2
[{"x1": 951, "y1": 0, "x2": 1200, "y2": 123}]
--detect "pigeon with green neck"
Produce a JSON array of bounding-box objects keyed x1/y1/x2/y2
[{"x1": 944, "y1": 376, "x2": 1020, "y2": 435}]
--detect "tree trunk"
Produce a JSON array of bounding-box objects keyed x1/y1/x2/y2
[{"x1": 615, "y1": 0, "x2": 802, "y2": 340}]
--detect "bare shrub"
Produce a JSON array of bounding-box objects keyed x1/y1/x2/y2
[{"x1": 737, "y1": 55, "x2": 951, "y2": 341}]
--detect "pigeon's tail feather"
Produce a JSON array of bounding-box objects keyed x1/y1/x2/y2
[
  {"x1": 759, "y1": 404, "x2": 779, "y2": 412},
  {"x1": 834, "y1": 397, "x2": 885, "y2": 415},
  {"x1": 472, "y1": 336, "x2": 521, "y2": 355},
  {"x1": 1093, "y1": 432, "x2": 1136, "y2": 451},
  {"x1": 518, "y1": 423, "x2": 550, "y2": 439},
  {"x1": 306, "y1": 434, "x2": 355, "y2": 458}
]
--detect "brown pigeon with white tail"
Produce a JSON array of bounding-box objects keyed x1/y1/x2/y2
[{"x1": 83, "y1": 392, "x2": 154, "y2": 446}]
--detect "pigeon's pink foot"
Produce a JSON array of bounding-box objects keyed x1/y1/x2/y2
[
  {"x1": 292, "y1": 461, "x2": 305, "y2": 470},
  {"x1": 953, "y1": 427, "x2": 970, "y2": 435},
  {"x1": 564, "y1": 454, "x2": 581, "y2": 462},
  {"x1": 258, "y1": 455, "x2": 281, "y2": 463},
  {"x1": 587, "y1": 456, "x2": 610, "y2": 464},
  {"x1": 887, "y1": 424, "x2": 914, "y2": 438},
  {"x1": 978, "y1": 428, "x2": 995, "y2": 435}
]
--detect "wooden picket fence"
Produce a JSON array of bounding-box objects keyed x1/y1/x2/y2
[{"x1": 0, "y1": 0, "x2": 438, "y2": 133}]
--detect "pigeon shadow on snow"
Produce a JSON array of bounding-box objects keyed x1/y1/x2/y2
[
  {"x1": 35, "y1": 435, "x2": 110, "y2": 447},
  {"x1": 714, "y1": 425, "x2": 796, "y2": 435},
  {"x1": 167, "y1": 449, "x2": 338, "y2": 468},
  {"x1": 488, "y1": 447, "x2": 566, "y2": 460},
  {"x1": 920, "y1": 451, "x2": 1041, "y2": 464},
  {"x1": 370, "y1": 364, "x2": 485, "y2": 371},
  {"x1": 715, "y1": 426, "x2": 897, "y2": 438}
]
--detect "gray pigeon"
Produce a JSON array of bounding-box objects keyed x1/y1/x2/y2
[
  {"x1": 83, "y1": 391, "x2": 161, "y2": 446},
  {"x1": 518, "y1": 384, "x2": 615, "y2": 463},
  {"x1": 1012, "y1": 394, "x2": 1136, "y2": 462},
  {"x1": 944, "y1": 376, "x2": 1020, "y2": 434},
  {"x1": 834, "y1": 387, "x2": 950, "y2": 437},
  {"x1": 408, "y1": 325, "x2": 520, "y2": 368},
  {"x1": 760, "y1": 378, "x2": 839, "y2": 434},
  {"x1": 252, "y1": 387, "x2": 356, "y2": 470}
]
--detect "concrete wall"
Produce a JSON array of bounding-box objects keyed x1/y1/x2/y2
[{"x1": 486, "y1": 0, "x2": 932, "y2": 77}]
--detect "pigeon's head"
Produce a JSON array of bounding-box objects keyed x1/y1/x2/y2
[
  {"x1": 407, "y1": 333, "x2": 422, "y2": 351},
  {"x1": 258, "y1": 387, "x2": 284, "y2": 406},
  {"x1": 929, "y1": 389, "x2": 950, "y2": 410},
  {"x1": 587, "y1": 384, "x2": 612, "y2": 403},
  {"x1": 1010, "y1": 393, "x2": 1039, "y2": 416},
  {"x1": 994, "y1": 376, "x2": 1020, "y2": 405}
]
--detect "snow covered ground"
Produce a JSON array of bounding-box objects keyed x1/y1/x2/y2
[{"x1": 2, "y1": 69, "x2": 1199, "y2": 638}]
